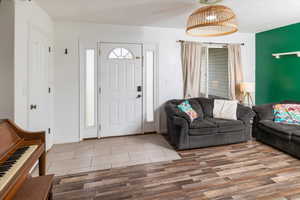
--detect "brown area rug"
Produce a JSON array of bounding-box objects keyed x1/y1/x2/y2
[{"x1": 53, "y1": 141, "x2": 300, "y2": 200}]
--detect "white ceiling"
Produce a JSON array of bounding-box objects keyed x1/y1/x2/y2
[{"x1": 34, "y1": 0, "x2": 300, "y2": 33}]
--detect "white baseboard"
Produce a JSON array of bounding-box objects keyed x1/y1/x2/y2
[{"x1": 53, "y1": 137, "x2": 80, "y2": 145}]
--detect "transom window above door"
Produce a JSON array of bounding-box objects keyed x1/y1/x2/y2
[{"x1": 108, "y1": 48, "x2": 134, "y2": 59}]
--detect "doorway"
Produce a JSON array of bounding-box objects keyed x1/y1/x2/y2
[
  {"x1": 99, "y1": 43, "x2": 143, "y2": 137},
  {"x1": 28, "y1": 26, "x2": 52, "y2": 150},
  {"x1": 80, "y1": 41, "x2": 158, "y2": 139}
]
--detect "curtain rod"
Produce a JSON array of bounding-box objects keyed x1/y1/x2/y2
[{"x1": 176, "y1": 40, "x2": 245, "y2": 46}]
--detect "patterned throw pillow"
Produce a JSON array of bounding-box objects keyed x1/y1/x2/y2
[
  {"x1": 177, "y1": 100, "x2": 198, "y2": 121},
  {"x1": 273, "y1": 104, "x2": 300, "y2": 125}
]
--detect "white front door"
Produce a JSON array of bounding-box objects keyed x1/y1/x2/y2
[
  {"x1": 99, "y1": 43, "x2": 143, "y2": 137},
  {"x1": 28, "y1": 27, "x2": 52, "y2": 149}
]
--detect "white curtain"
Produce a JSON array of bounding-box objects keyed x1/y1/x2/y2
[
  {"x1": 181, "y1": 42, "x2": 208, "y2": 99},
  {"x1": 228, "y1": 44, "x2": 244, "y2": 101}
]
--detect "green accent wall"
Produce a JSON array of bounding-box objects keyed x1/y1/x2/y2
[{"x1": 256, "y1": 23, "x2": 300, "y2": 104}]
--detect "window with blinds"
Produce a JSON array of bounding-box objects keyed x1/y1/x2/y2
[{"x1": 208, "y1": 48, "x2": 229, "y2": 98}]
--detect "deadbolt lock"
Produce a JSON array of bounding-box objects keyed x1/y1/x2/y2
[
  {"x1": 137, "y1": 86, "x2": 142, "y2": 92},
  {"x1": 30, "y1": 104, "x2": 37, "y2": 110}
]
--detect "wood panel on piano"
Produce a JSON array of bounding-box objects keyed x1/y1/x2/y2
[{"x1": 0, "y1": 119, "x2": 46, "y2": 200}]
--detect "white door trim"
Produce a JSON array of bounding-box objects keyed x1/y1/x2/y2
[{"x1": 79, "y1": 40, "x2": 159, "y2": 140}]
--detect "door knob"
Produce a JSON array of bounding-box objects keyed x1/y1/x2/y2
[{"x1": 136, "y1": 94, "x2": 142, "y2": 98}]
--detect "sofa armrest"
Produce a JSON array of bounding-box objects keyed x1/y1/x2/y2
[
  {"x1": 170, "y1": 116, "x2": 190, "y2": 150},
  {"x1": 237, "y1": 104, "x2": 255, "y2": 125},
  {"x1": 172, "y1": 116, "x2": 189, "y2": 129}
]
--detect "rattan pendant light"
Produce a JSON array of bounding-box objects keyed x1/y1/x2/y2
[
  {"x1": 186, "y1": 5, "x2": 238, "y2": 37},
  {"x1": 198, "y1": 0, "x2": 223, "y2": 4}
]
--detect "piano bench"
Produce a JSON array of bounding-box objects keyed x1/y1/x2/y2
[{"x1": 13, "y1": 175, "x2": 54, "y2": 200}]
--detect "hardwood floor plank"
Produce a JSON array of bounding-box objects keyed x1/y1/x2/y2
[{"x1": 53, "y1": 141, "x2": 300, "y2": 200}]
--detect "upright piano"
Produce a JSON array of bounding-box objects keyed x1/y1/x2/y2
[{"x1": 0, "y1": 119, "x2": 47, "y2": 200}]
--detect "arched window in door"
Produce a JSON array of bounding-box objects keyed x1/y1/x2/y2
[{"x1": 108, "y1": 48, "x2": 134, "y2": 59}]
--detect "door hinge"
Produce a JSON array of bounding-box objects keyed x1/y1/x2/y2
[
  {"x1": 98, "y1": 49, "x2": 101, "y2": 56},
  {"x1": 48, "y1": 128, "x2": 51, "y2": 134},
  {"x1": 48, "y1": 87, "x2": 51, "y2": 93},
  {"x1": 99, "y1": 87, "x2": 101, "y2": 94},
  {"x1": 98, "y1": 125, "x2": 101, "y2": 131},
  {"x1": 48, "y1": 47, "x2": 51, "y2": 53}
]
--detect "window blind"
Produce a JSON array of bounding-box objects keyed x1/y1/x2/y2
[{"x1": 208, "y1": 48, "x2": 229, "y2": 98}]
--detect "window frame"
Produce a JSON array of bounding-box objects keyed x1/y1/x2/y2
[
  {"x1": 143, "y1": 44, "x2": 159, "y2": 133},
  {"x1": 108, "y1": 47, "x2": 134, "y2": 60},
  {"x1": 79, "y1": 40, "x2": 99, "y2": 141},
  {"x1": 85, "y1": 48, "x2": 96, "y2": 128},
  {"x1": 207, "y1": 46, "x2": 229, "y2": 99}
]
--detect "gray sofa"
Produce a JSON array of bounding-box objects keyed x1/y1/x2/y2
[
  {"x1": 253, "y1": 100, "x2": 300, "y2": 158},
  {"x1": 165, "y1": 97, "x2": 255, "y2": 150}
]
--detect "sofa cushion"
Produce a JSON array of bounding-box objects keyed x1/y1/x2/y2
[
  {"x1": 190, "y1": 119, "x2": 217, "y2": 129},
  {"x1": 291, "y1": 129, "x2": 300, "y2": 143},
  {"x1": 196, "y1": 98, "x2": 214, "y2": 118},
  {"x1": 208, "y1": 118, "x2": 244, "y2": 126},
  {"x1": 237, "y1": 104, "x2": 255, "y2": 124},
  {"x1": 253, "y1": 103, "x2": 275, "y2": 121},
  {"x1": 177, "y1": 100, "x2": 199, "y2": 121},
  {"x1": 165, "y1": 99, "x2": 204, "y2": 123},
  {"x1": 258, "y1": 120, "x2": 299, "y2": 140},
  {"x1": 189, "y1": 119, "x2": 218, "y2": 136},
  {"x1": 207, "y1": 118, "x2": 244, "y2": 133},
  {"x1": 189, "y1": 99, "x2": 204, "y2": 120},
  {"x1": 189, "y1": 127, "x2": 218, "y2": 136},
  {"x1": 217, "y1": 126, "x2": 245, "y2": 133},
  {"x1": 165, "y1": 101, "x2": 192, "y2": 123}
]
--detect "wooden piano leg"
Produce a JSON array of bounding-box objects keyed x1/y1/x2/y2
[{"x1": 39, "y1": 152, "x2": 46, "y2": 176}]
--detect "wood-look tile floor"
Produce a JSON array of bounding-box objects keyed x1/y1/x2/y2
[{"x1": 53, "y1": 141, "x2": 300, "y2": 200}]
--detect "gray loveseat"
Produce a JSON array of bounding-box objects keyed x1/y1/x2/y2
[
  {"x1": 165, "y1": 97, "x2": 255, "y2": 150},
  {"x1": 253, "y1": 100, "x2": 300, "y2": 159}
]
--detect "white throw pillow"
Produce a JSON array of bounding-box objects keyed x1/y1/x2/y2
[{"x1": 213, "y1": 99, "x2": 238, "y2": 120}]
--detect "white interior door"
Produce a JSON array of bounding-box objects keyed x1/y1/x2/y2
[
  {"x1": 99, "y1": 43, "x2": 143, "y2": 137},
  {"x1": 28, "y1": 27, "x2": 52, "y2": 149}
]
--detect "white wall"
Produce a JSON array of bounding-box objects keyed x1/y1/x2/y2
[
  {"x1": 0, "y1": 0, "x2": 14, "y2": 120},
  {"x1": 54, "y1": 22, "x2": 255, "y2": 144},
  {"x1": 14, "y1": 0, "x2": 54, "y2": 129}
]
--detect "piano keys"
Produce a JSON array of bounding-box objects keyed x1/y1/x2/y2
[
  {"x1": 0, "y1": 119, "x2": 46, "y2": 200},
  {"x1": 0, "y1": 145, "x2": 38, "y2": 191}
]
